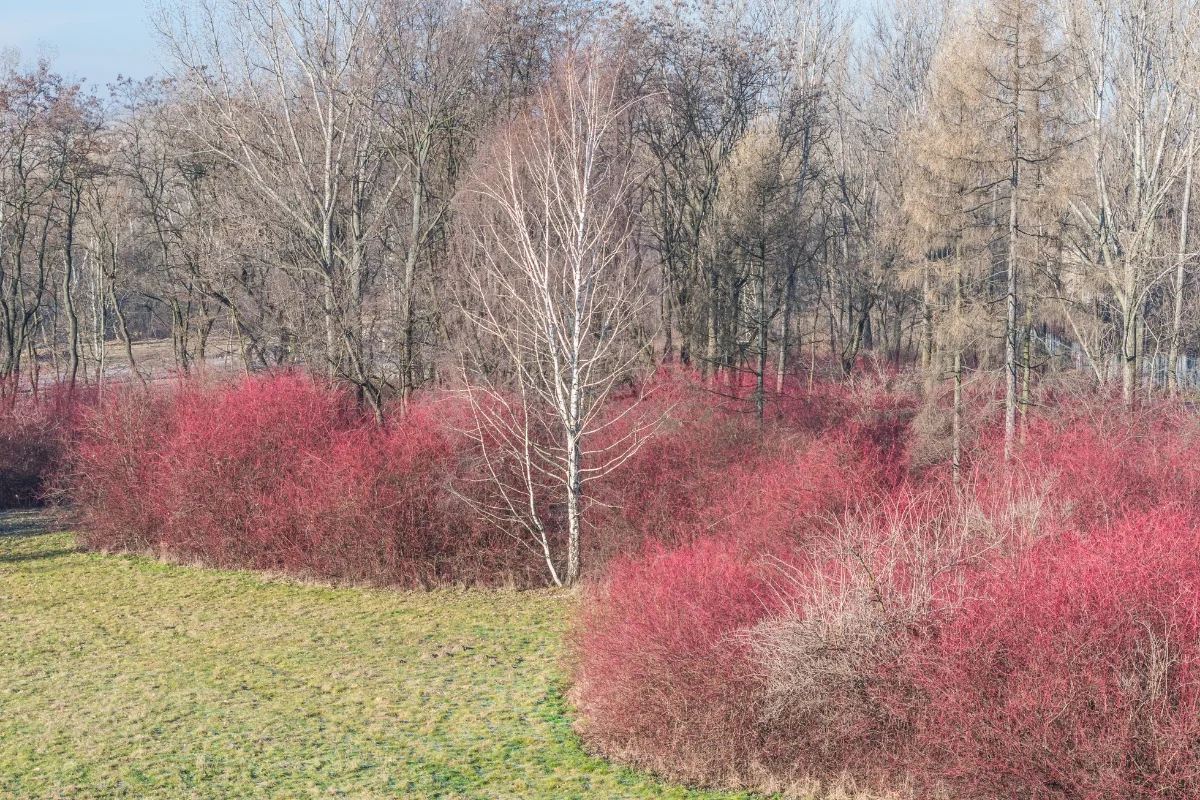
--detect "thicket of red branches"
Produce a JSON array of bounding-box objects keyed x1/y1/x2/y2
[
  {"x1": 6, "y1": 369, "x2": 1200, "y2": 797},
  {"x1": 574, "y1": 380, "x2": 1200, "y2": 799}
]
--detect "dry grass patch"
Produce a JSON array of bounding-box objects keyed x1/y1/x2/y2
[{"x1": 0, "y1": 517, "x2": 757, "y2": 799}]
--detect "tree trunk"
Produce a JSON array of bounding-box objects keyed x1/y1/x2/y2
[
  {"x1": 1170, "y1": 129, "x2": 1194, "y2": 395},
  {"x1": 565, "y1": 375, "x2": 583, "y2": 587},
  {"x1": 170, "y1": 299, "x2": 189, "y2": 373},
  {"x1": 1004, "y1": 31, "x2": 1021, "y2": 462},
  {"x1": 401, "y1": 160, "x2": 427, "y2": 401},
  {"x1": 663, "y1": 257, "x2": 674, "y2": 364},
  {"x1": 776, "y1": 268, "x2": 793, "y2": 393},
  {"x1": 1020, "y1": 315, "x2": 1032, "y2": 444},
  {"x1": 751, "y1": 242, "x2": 766, "y2": 423},
  {"x1": 108, "y1": 282, "x2": 144, "y2": 388},
  {"x1": 63, "y1": 190, "x2": 81, "y2": 392},
  {"x1": 952, "y1": 253, "x2": 963, "y2": 488},
  {"x1": 706, "y1": 250, "x2": 719, "y2": 384},
  {"x1": 921, "y1": 260, "x2": 934, "y2": 392}
]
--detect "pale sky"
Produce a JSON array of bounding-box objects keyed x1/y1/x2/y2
[{"x1": 0, "y1": 1, "x2": 160, "y2": 90}]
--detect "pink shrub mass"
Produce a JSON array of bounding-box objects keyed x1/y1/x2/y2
[
  {"x1": 62, "y1": 369, "x2": 915, "y2": 585},
  {"x1": 571, "y1": 537, "x2": 781, "y2": 780},
  {"x1": 0, "y1": 386, "x2": 88, "y2": 508},
  {"x1": 0, "y1": 408, "x2": 64, "y2": 508},
  {"x1": 65, "y1": 374, "x2": 524, "y2": 586},
  {"x1": 573, "y1": 390, "x2": 1200, "y2": 798},
  {"x1": 899, "y1": 510, "x2": 1200, "y2": 799},
  {"x1": 51, "y1": 368, "x2": 1200, "y2": 797},
  {"x1": 65, "y1": 386, "x2": 168, "y2": 547},
  {"x1": 1004, "y1": 404, "x2": 1200, "y2": 531},
  {"x1": 588, "y1": 372, "x2": 910, "y2": 560}
]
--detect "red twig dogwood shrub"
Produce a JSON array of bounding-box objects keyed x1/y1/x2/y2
[
  {"x1": 64, "y1": 385, "x2": 169, "y2": 548},
  {"x1": 574, "y1": 392, "x2": 1200, "y2": 795},
  {"x1": 1003, "y1": 403, "x2": 1200, "y2": 532},
  {"x1": 573, "y1": 390, "x2": 924, "y2": 791},
  {"x1": 899, "y1": 510, "x2": 1200, "y2": 799},
  {"x1": 145, "y1": 374, "x2": 350, "y2": 567},
  {"x1": 740, "y1": 487, "x2": 1027, "y2": 790},
  {"x1": 588, "y1": 370, "x2": 912, "y2": 561},
  {"x1": 572, "y1": 483, "x2": 1017, "y2": 793},
  {"x1": 571, "y1": 536, "x2": 784, "y2": 783},
  {"x1": 64, "y1": 374, "x2": 521, "y2": 586},
  {"x1": 588, "y1": 405, "x2": 761, "y2": 554},
  {"x1": 0, "y1": 408, "x2": 65, "y2": 508},
  {"x1": 0, "y1": 386, "x2": 92, "y2": 509}
]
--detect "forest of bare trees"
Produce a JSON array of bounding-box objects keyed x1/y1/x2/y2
[{"x1": 4, "y1": 0, "x2": 1200, "y2": 461}]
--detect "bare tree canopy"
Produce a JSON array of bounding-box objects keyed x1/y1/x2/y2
[{"x1": 5, "y1": 0, "x2": 1200, "y2": 575}]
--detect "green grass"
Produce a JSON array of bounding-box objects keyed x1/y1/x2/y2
[{"x1": 0, "y1": 518, "x2": 752, "y2": 800}]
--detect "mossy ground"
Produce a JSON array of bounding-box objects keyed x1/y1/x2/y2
[{"x1": 0, "y1": 514, "x2": 751, "y2": 799}]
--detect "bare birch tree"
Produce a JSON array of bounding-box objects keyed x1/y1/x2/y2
[{"x1": 460, "y1": 48, "x2": 648, "y2": 587}]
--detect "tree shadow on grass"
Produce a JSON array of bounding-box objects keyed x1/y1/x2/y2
[
  {"x1": 0, "y1": 547, "x2": 75, "y2": 564},
  {"x1": 0, "y1": 509, "x2": 61, "y2": 539},
  {"x1": 0, "y1": 509, "x2": 76, "y2": 563}
]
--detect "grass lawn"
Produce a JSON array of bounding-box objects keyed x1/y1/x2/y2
[{"x1": 0, "y1": 514, "x2": 752, "y2": 800}]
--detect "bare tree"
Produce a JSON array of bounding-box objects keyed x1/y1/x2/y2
[
  {"x1": 157, "y1": 0, "x2": 404, "y2": 415},
  {"x1": 1060, "y1": 0, "x2": 1200, "y2": 404},
  {"x1": 0, "y1": 59, "x2": 96, "y2": 398},
  {"x1": 381, "y1": 0, "x2": 480, "y2": 401},
  {"x1": 460, "y1": 48, "x2": 649, "y2": 587}
]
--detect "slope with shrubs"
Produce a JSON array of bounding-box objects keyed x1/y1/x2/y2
[
  {"x1": 35, "y1": 366, "x2": 1200, "y2": 797},
  {"x1": 572, "y1": 389, "x2": 1200, "y2": 799}
]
